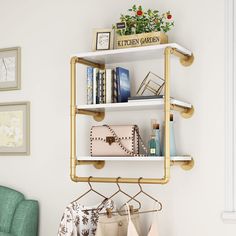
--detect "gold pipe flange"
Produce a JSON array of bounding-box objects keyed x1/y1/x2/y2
[
  {"x1": 93, "y1": 161, "x2": 105, "y2": 169},
  {"x1": 180, "y1": 54, "x2": 194, "y2": 67},
  {"x1": 180, "y1": 158, "x2": 194, "y2": 171},
  {"x1": 93, "y1": 112, "x2": 105, "y2": 122},
  {"x1": 181, "y1": 106, "x2": 194, "y2": 119}
]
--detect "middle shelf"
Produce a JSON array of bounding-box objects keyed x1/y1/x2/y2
[{"x1": 77, "y1": 98, "x2": 192, "y2": 112}]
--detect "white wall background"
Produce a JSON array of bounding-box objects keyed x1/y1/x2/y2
[{"x1": 0, "y1": 0, "x2": 235, "y2": 235}]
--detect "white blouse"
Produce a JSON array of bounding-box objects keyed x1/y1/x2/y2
[{"x1": 58, "y1": 199, "x2": 114, "y2": 236}]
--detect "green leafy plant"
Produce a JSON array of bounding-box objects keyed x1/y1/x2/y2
[{"x1": 113, "y1": 5, "x2": 174, "y2": 36}]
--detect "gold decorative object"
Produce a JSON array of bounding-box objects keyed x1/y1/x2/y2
[{"x1": 136, "y1": 71, "x2": 165, "y2": 96}]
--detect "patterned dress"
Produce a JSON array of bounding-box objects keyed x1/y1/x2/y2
[{"x1": 58, "y1": 199, "x2": 114, "y2": 236}]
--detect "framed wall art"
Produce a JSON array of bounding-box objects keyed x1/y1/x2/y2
[
  {"x1": 93, "y1": 29, "x2": 114, "y2": 51},
  {"x1": 0, "y1": 47, "x2": 21, "y2": 91},
  {"x1": 0, "y1": 102, "x2": 30, "y2": 155}
]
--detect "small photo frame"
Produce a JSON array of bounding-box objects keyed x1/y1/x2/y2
[
  {"x1": 0, "y1": 102, "x2": 30, "y2": 155},
  {"x1": 0, "y1": 47, "x2": 21, "y2": 91},
  {"x1": 93, "y1": 29, "x2": 114, "y2": 51}
]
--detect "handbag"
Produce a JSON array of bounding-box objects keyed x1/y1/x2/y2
[
  {"x1": 95, "y1": 204, "x2": 141, "y2": 236},
  {"x1": 90, "y1": 124, "x2": 148, "y2": 157}
]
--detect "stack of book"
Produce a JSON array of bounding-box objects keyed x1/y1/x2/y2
[{"x1": 87, "y1": 67, "x2": 130, "y2": 105}]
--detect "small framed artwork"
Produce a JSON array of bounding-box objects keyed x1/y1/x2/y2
[
  {"x1": 93, "y1": 29, "x2": 114, "y2": 51},
  {"x1": 0, "y1": 102, "x2": 30, "y2": 155},
  {"x1": 0, "y1": 47, "x2": 21, "y2": 91}
]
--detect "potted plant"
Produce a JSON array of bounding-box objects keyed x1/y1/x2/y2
[{"x1": 113, "y1": 5, "x2": 174, "y2": 49}]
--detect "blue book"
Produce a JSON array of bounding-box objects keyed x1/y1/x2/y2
[
  {"x1": 87, "y1": 67, "x2": 93, "y2": 104},
  {"x1": 116, "y1": 67, "x2": 130, "y2": 103}
]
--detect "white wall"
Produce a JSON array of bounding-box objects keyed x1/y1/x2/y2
[{"x1": 0, "y1": 0, "x2": 235, "y2": 235}]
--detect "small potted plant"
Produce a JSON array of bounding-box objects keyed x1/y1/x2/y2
[{"x1": 113, "y1": 5, "x2": 174, "y2": 49}]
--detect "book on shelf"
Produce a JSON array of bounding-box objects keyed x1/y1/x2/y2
[
  {"x1": 92, "y1": 68, "x2": 99, "y2": 104},
  {"x1": 98, "y1": 70, "x2": 105, "y2": 104},
  {"x1": 87, "y1": 67, "x2": 93, "y2": 104},
  {"x1": 116, "y1": 67, "x2": 130, "y2": 103},
  {"x1": 87, "y1": 67, "x2": 130, "y2": 105},
  {"x1": 106, "y1": 69, "x2": 113, "y2": 103},
  {"x1": 112, "y1": 69, "x2": 118, "y2": 103}
]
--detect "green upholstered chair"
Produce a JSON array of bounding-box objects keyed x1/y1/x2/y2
[{"x1": 0, "y1": 186, "x2": 39, "y2": 236}]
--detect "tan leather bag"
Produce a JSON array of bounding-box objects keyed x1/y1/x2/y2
[
  {"x1": 90, "y1": 125, "x2": 147, "y2": 157},
  {"x1": 95, "y1": 214, "x2": 141, "y2": 236}
]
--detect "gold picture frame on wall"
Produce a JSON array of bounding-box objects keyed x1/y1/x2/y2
[
  {"x1": 0, "y1": 47, "x2": 21, "y2": 91},
  {"x1": 0, "y1": 102, "x2": 30, "y2": 156}
]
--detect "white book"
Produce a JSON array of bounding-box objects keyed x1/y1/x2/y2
[
  {"x1": 105, "y1": 69, "x2": 113, "y2": 103},
  {"x1": 93, "y1": 68, "x2": 98, "y2": 104}
]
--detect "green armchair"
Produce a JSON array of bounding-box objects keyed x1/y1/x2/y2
[{"x1": 0, "y1": 186, "x2": 39, "y2": 236}]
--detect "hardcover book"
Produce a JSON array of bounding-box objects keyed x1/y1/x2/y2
[
  {"x1": 93, "y1": 68, "x2": 99, "y2": 104},
  {"x1": 113, "y1": 70, "x2": 118, "y2": 103},
  {"x1": 105, "y1": 69, "x2": 113, "y2": 104},
  {"x1": 116, "y1": 67, "x2": 130, "y2": 103},
  {"x1": 87, "y1": 67, "x2": 93, "y2": 104},
  {"x1": 98, "y1": 70, "x2": 105, "y2": 104}
]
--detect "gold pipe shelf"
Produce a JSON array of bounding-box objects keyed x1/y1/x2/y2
[{"x1": 70, "y1": 44, "x2": 194, "y2": 184}]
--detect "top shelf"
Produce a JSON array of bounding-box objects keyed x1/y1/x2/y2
[{"x1": 73, "y1": 43, "x2": 192, "y2": 65}]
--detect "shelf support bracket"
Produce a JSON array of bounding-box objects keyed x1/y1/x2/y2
[
  {"x1": 77, "y1": 160, "x2": 105, "y2": 169},
  {"x1": 170, "y1": 104, "x2": 194, "y2": 119},
  {"x1": 76, "y1": 109, "x2": 105, "y2": 122},
  {"x1": 171, "y1": 158, "x2": 194, "y2": 170},
  {"x1": 172, "y1": 48, "x2": 194, "y2": 67}
]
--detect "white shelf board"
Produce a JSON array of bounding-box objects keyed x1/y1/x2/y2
[
  {"x1": 77, "y1": 156, "x2": 192, "y2": 161},
  {"x1": 77, "y1": 99, "x2": 192, "y2": 112},
  {"x1": 73, "y1": 43, "x2": 192, "y2": 64}
]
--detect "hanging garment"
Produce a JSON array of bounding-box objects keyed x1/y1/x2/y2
[
  {"x1": 147, "y1": 218, "x2": 159, "y2": 236},
  {"x1": 95, "y1": 203, "x2": 140, "y2": 236},
  {"x1": 58, "y1": 199, "x2": 114, "y2": 236},
  {"x1": 147, "y1": 205, "x2": 159, "y2": 236},
  {"x1": 126, "y1": 203, "x2": 140, "y2": 236}
]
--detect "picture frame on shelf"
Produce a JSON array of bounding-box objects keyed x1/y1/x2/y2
[
  {"x1": 0, "y1": 101, "x2": 30, "y2": 156},
  {"x1": 0, "y1": 47, "x2": 21, "y2": 91},
  {"x1": 93, "y1": 29, "x2": 114, "y2": 51}
]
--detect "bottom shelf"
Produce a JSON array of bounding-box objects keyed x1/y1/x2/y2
[
  {"x1": 77, "y1": 156, "x2": 192, "y2": 161},
  {"x1": 77, "y1": 156, "x2": 194, "y2": 171}
]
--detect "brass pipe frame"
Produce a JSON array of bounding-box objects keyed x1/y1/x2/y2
[
  {"x1": 172, "y1": 48, "x2": 194, "y2": 67},
  {"x1": 70, "y1": 57, "x2": 77, "y2": 181},
  {"x1": 170, "y1": 104, "x2": 194, "y2": 119},
  {"x1": 77, "y1": 160, "x2": 105, "y2": 169},
  {"x1": 162, "y1": 47, "x2": 171, "y2": 184},
  {"x1": 70, "y1": 176, "x2": 169, "y2": 184},
  {"x1": 76, "y1": 109, "x2": 105, "y2": 122},
  {"x1": 77, "y1": 57, "x2": 105, "y2": 69},
  {"x1": 171, "y1": 158, "x2": 194, "y2": 171},
  {"x1": 70, "y1": 47, "x2": 193, "y2": 184}
]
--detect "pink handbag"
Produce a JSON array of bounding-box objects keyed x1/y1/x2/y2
[{"x1": 90, "y1": 125, "x2": 147, "y2": 157}]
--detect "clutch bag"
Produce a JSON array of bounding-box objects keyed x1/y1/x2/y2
[{"x1": 90, "y1": 125, "x2": 147, "y2": 157}]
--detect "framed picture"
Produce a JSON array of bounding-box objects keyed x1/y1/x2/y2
[
  {"x1": 0, "y1": 102, "x2": 30, "y2": 155},
  {"x1": 93, "y1": 29, "x2": 114, "y2": 51},
  {"x1": 0, "y1": 47, "x2": 21, "y2": 91}
]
